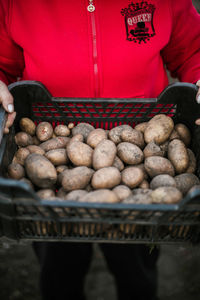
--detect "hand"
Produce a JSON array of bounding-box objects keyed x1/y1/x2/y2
[{"x1": 0, "y1": 80, "x2": 16, "y2": 134}]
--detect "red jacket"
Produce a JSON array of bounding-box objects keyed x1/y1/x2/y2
[{"x1": 0, "y1": 0, "x2": 200, "y2": 98}]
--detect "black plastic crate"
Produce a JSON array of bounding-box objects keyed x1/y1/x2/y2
[{"x1": 0, "y1": 80, "x2": 200, "y2": 243}]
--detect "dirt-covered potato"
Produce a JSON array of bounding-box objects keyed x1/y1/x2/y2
[
  {"x1": 186, "y1": 149, "x2": 196, "y2": 173},
  {"x1": 40, "y1": 137, "x2": 70, "y2": 152},
  {"x1": 175, "y1": 173, "x2": 200, "y2": 195},
  {"x1": 150, "y1": 174, "x2": 177, "y2": 190},
  {"x1": 68, "y1": 122, "x2": 74, "y2": 130},
  {"x1": 151, "y1": 187, "x2": 182, "y2": 204},
  {"x1": 72, "y1": 123, "x2": 95, "y2": 140},
  {"x1": 79, "y1": 189, "x2": 120, "y2": 203},
  {"x1": 69, "y1": 134, "x2": 84, "y2": 143},
  {"x1": 25, "y1": 153, "x2": 57, "y2": 188},
  {"x1": 56, "y1": 165, "x2": 68, "y2": 174},
  {"x1": 168, "y1": 139, "x2": 189, "y2": 174},
  {"x1": 117, "y1": 142, "x2": 144, "y2": 165},
  {"x1": 108, "y1": 125, "x2": 132, "y2": 144},
  {"x1": 13, "y1": 147, "x2": 30, "y2": 165},
  {"x1": 54, "y1": 125, "x2": 70, "y2": 137},
  {"x1": 64, "y1": 190, "x2": 88, "y2": 201},
  {"x1": 143, "y1": 141, "x2": 164, "y2": 158},
  {"x1": 159, "y1": 140, "x2": 169, "y2": 156},
  {"x1": 7, "y1": 163, "x2": 25, "y2": 180},
  {"x1": 134, "y1": 122, "x2": 148, "y2": 133},
  {"x1": 19, "y1": 118, "x2": 36, "y2": 136},
  {"x1": 56, "y1": 187, "x2": 67, "y2": 198},
  {"x1": 32, "y1": 136, "x2": 40, "y2": 145},
  {"x1": 93, "y1": 140, "x2": 117, "y2": 170},
  {"x1": 112, "y1": 156, "x2": 124, "y2": 171},
  {"x1": 91, "y1": 167, "x2": 121, "y2": 189},
  {"x1": 36, "y1": 122, "x2": 54, "y2": 142},
  {"x1": 124, "y1": 190, "x2": 152, "y2": 204},
  {"x1": 87, "y1": 128, "x2": 107, "y2": 148},
  {"x1": 144, "y1": 156, "x2": 175, "y2": 178},
  {"x1": 134, "y1": 164, "x2": 149, "y2": 180},
  {"x1": 27, "y1": 145, "x2": 45, "y2": 155},
  {"x1": 66, "y1": 141, "x2": 93, "y2": 167},
  {"x1": 45, "y1": 149, "x2": 68, "y2": 166},
  {"x1": 144, "y1": 114, "x2": 174, "y2": 145},
  {"x1": 37, "y1": 189, "x2": 56, "y2": 199},
  {"x1": 62, "y1": 166, "x2": 94, "y2": 191},
  {"x1": 169, "y1": 129, "x2": 180, "y2": 141},
  {"x1": 15, "y1": 132, "x2": 33, "y2": 147},
  {"x1": 121, "y1": 167, "x2": 144, "y2": 188},
  {"x1": 138, "y1": 179, "x2": 150, "y2": 189},
  {"x1": 20, "y1": 177, "x2": 34, "y2": 190},
  {"x1": 121, "y1": 128, "x2": 145, "y2": 149},
  {"x1": 112, "y1": 185, "x2": 132, "y2": 201},
  {"x1": 175, "y1": 123, "x2": 191, "y2": 146}
]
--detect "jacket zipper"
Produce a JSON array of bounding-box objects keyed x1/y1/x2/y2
[{"x1": 87, "y1": 1, "x2": 100, "y2": 97}]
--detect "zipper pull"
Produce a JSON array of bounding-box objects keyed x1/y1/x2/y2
[{"x1": 87, "y1": 0, "x2": 95, "y2": 12}]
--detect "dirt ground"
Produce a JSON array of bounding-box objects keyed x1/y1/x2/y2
[
  {"x1": 1, "y1": 240, "x2": 200, "y2": 300},
  {"x1": 1, "y1": 1, "x2": 200, "y2": 300}
]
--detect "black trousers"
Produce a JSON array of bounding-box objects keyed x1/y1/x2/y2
[{"x1": 33, "y1": 242, "x2": 159, "y2": 300}]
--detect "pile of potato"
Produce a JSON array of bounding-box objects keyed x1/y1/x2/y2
[{"x1": 7, "y1": 114, "x2": 200, "y2": 204}]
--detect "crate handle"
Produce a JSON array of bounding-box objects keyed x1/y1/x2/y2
[{"x1": 0, "y1": 177, "x2": 40, "y2": 203}]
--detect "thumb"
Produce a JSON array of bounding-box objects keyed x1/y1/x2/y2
[
  {"x1": 0, "y1": 81, "x2": 14, "y2": 113},
  {"x1": 196, "y1": 80, "x2": 200, "y2": 104}
]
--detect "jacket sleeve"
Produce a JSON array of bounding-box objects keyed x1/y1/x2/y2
[
  {"x1": 161, "y1": 0, "x2": 200, "y2": 83},
  {"x1": 0, "y1": 0, "x2": 24, "y2": 84}
]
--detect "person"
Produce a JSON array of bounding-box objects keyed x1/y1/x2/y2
[{"x1": 0, "y1": 1, "x2": 200, "y2": 299}]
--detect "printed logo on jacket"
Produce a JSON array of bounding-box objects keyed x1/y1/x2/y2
[{"x1": 121, "y1": 1, "x2": 156, "y2": 43}]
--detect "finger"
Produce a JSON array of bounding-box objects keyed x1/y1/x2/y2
[
  {"x1": 196, "y1": 80, "x2": 200, "y2": 103},
  {"x1": 0, "y1": 81, "x2": 14, "y2": 113},
  {"x1": 195, "y1": 118, "x2": 200, "y2": 126},
  {"x1": 3, "y1": 111, "x2": 16, "y2": 134}
]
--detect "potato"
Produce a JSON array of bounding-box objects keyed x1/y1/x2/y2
[
  {"x1": 175, "y1": 123, "x2": 191, "y2": 146},
  {"x1": 175, "y1": 173, "x2": 200, "y2": 195},
  {"x1": 132, "y1": 188, "x2": 152, "y2": 196},
  {"x1": 169, "y1": 129, "x2": 180, "y2": 141},
  {"x1": 72, "y1": 123, "x2": 94, "y2": 140},
  {"x1": 62, "y1": 166, "x2": 94, "y2": 191},
  {"x1": 66, "y1": 141, "x2": 93, "y2": 167},
  {"x1": 138, "y1": 179, "x2": 150, "y2": 189},
  {"x1": 168, "y1": 139, "x2": 189, "y2": 174},
  {"x1": 19, "y1": 118, "x2": 36, "y2": 136},
  {"x1": 65, "y1": 190, "x2": 88, "y2": 201},
  {"x1": 37, "y1": 189, "x2": 56, "y2": 199},
  {"x1": 32, "y1": 136, "x2": 40, "y2": 145},
  {"x1": 79, "y1": 189, "x2": 120, "y2": 203},
  {"x1": 112, "y1": 156, "x2": 124, "y2": 171},
  {"x1": 8, "y1": 163, "x2": 25, "y2": 180},
  {"x1": 123, "y1": 193, "x2": 152, "y2": 204},
  {"x1": 186, "y1": 149, "x2": 196, "y2": 174},
  {"x1": 36, "y1": 122, "x2": 53, "y2": 142},
  {"x1": 25, "y1": 153, "x2": 57, "y2": 188},
  {"x1": 20, "y1": 177, "x2": 34, "y2": 190},
  {"x1": 150, "y1": 174, "x2": 177, "y2": 190},
  {"x1": 144, "y1": 156, "x2": 175, "y2": 178},
  {"x1": 87, "y1": 128, "x2": 107, "y2": 148},
  {"x1": 117, "y1": 142, "x2": 143, "y2": 165},
  {"x1": 27, "y1": 145, "x2": 45, "y2": 155},
  {"x1": 15, "y1": 132, "x2": 33, "y2": 147},
  {"x1": 40, "y1": 137, "x2": 70, "y2": 152},
  {"x1": 91, "y1": 167, "x2": 121, "y2": 189},
  {"x1": 13, "y1": 147, "x2": 30, "y2": 165},
  {"x1": 70, "y1": 134, "x2": 84, "y2": 143},
  {"x1": 112, "y1": 185, "x2": 132, "y2": 201},
  {"x1": 108, "y1": 125, "x2": 132, "y2": 144},
  {"x1": 68, "y1": 122, "x2": 75, "y2": 129},
  {"x1": 134, "y1": 122, "x2": 148, "y2": 133},
  {"x1": 151, "y1": 187, "x2": 182, "y2": 204},
  {"x1": 56, "y1": 165, "x2": 68, "y2": 174},
  {"x1": 134, "y1": 164, "x2": 149, "y2": 180},
  {"x1": 54, "y1": 124, "x2": 70, "y2": 137},
  {"x1": 45, "y1": 149, "x2": 68, "y2": 166},
  {"x1": 121, "y1": 128, "x2": 145, "y2": 149},
  {"x1": 144, "y1": 114, "x2": 174, "y2": 144},
  {"x1": 93, "y1": 140, "x2": 117, "y2": 170},
  {"x1": 143, "y1": 142, "x2": 164, "y2": 158},
  {"x1": 57, "y1": 187, "x2": 67, "y2": 198},
  {"x1": 159, "y1": 140, "x2": 169, "y2": 156},
  {"x1": 121, "y1": 167, "x2": 144, "y2": 188}
]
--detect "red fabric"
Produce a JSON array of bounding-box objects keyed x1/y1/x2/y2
[{"x1": 0, "y1": 0, "x2": 200, "y2": 98}]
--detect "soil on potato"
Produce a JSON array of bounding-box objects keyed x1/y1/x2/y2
[{"x1": 1, "y1": 240, "x2": 200, "y2": 300}]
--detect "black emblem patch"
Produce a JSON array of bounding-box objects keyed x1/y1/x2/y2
[{"x1": 121, "y1": 2, "x2": 156, "y2": 43}]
